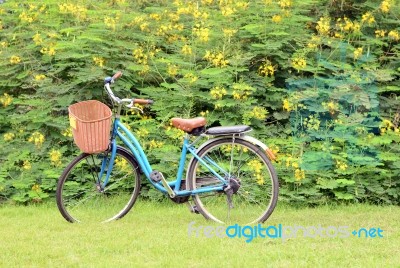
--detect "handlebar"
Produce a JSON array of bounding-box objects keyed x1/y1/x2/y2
[{"x1": 104, "y1": 71, "x2": 154, "y2": 106}]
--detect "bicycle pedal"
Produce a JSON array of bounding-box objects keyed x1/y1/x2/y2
[
  {"x1": 150, "y1": 170, "x2": 176, "y2": 198},
  {"x1": 150, "y1": 171, "x2": 162, "y2": 182}
]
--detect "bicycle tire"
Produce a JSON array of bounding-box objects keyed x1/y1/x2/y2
[
  {"x1": 56, "y1": 147, "x2": 141, "y2": 223},
  {"x1": 187, "y1": 137, "x2": 278, "y2": 225}
]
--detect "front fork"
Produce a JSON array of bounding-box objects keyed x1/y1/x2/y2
[{"x1": 97, "y1": 139, "x2": 118, "y2": 191}]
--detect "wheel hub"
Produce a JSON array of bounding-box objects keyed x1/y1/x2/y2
[{"x1": 223, "y1": 177, "x2": 241, "y2": 194}]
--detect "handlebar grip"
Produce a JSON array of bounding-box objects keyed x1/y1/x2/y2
[
  {"x1": 134, "y1": 99, "x2": 154, "y2": 105},
  {"x1": 112, "y1": 71, "x2": 123, "y2": 80}
]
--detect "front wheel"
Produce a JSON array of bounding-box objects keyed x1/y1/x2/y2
[
  {"x1": 188, "y1": 137, "x2": 279, "y2": 225},
  {"x1": 56, "y1": 148, "x2": 141, "y2": 223}
]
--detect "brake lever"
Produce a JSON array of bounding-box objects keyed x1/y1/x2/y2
[{"x1": 126, "y1": 102, "x2": 144, "y2": 114}]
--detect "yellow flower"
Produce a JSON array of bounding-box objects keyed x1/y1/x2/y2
[
  {"x1": 335, "y1": 160, "x2": 348, "y2": 171},
  {"x1": 0, "y1": 93, "x2": 13, "y2": 107},
  {"x1": 34, "y1": 74, "x2": 46, "y2": 81},
  {"x1": 353, "y1": 47, "x2": 363, "y2": 60},
  {"x1": 235, "y1": 1, "x2": 249, "y2": 9},
  {"x1": 133, "y1": 47, "x2": 148, "y2": 64},
  {"x1": 294, "y1": 168, "x2": 305, "y2": 181},
  {"x1": 33, "y1": 33, "x2": 43, "y2": 45},
  {"x1": 49, "y1": 149, "x2": 62, "y2": 167},
  {"x1": 200, "y1": 110, "x2": 209, "y2": 117},
  {"x1": 316, "y1": 17, "x2": 330, "y2": 36},
  {"x1": 334, "y1": 32, "x2": 343, "y2": 39},
  {"x1": 336, "y1": 17, "x2": 360, "y2": 34},
  {"x1": 181, "y1": 44, "x2": 192, "y2": 55},
  {"x1": 232, "y1": 93, "x2": 239, "y2": 99},
  {"x1": 380, "y1": 0, "x2": 391, "y2": 13},
  {"x1": 59, "y1": 3, "x2": 87, "y2": 20},
  {"x1": 115, "y1": 158, "x2": 129, "y2": 171},
  {"x1": 291, "y1": 57, "x2": 307, "y2": 71},
  {"x1": 210, "y1": 86, "x2": 227, "y2": 99},
  {"x1": 139, "y1": 65, "x2": 150, "y2": 76},
  {"x1": 380, "y1": 119, "x2": 394, "y2": 134},
  {"x1": 203, "y1": 50, "x2": 229, "y2": 67},
  {"x1": 23, "y1": 160, "x2": 32, "y2": 170},
  {"x1": 375, "y1": 29, "x2": 386, "y2": 38},
  {"x1": 148, "y1": 140, "x2": 164, "y2": 149},
  {"x1": 223, "y1": 28, "x2": 237, "y2": 38},
  {"x1": 93, "y1": 56, "x2": 105, "y2": 67},
  {"x1": 168, "y1": 12, "x2": 180, "y2": 22},
  {"x1": 272, "y1": 15, "x2": 282, "y2": 23},
  {"x1": 232, "y1": 82, "x2": 254, "y2": 100},
  {"x1": 140, "y1": 22, "x2": 149, "y2": 32},
  {"x1": 248, "y1": 159, "x2": 264, "y2": 185},
  {"x1": 40, "y1": 45, "x2": 56, "y2": 56},
  {"x1": 104, "y1": 16, "x2": 118, "y2": 30},
  {"x1": 285, "y1": 156, "x2": 293, "y2": 168},
  {"x1": 361, "y1": 12, "x2": 375, "y2": 25},
  {"x1": 32, "y1": 184, "x2": 41, "y2": 192},
  {"x1": 322, "y1": 101, "x2": 339, "y2": 114},
  {"x1": 61, "y1": 127, "x2": 73, "y2": 137},
  {"x1": 192, "y1": 25, "x2": 209, "y2": 42},
  {"x1": 19, "y1": 11, "x2": 35, "y2": 23},
  {"x1": 10, "y1": 55, "x2": 21, "y2": 64},
  {"x1": 249, "y1": 106, "x2": 268, "y2": 120},
  {"x1": 28, "y1": 131, "x2": 45, "y2": 147},
  {"x1": 184, "y1": 73, "x2": 198, "y2": 83},
  {"x1": 220, "y1": 5, "x2": 236, "y2": 17},
  {"x1": 307, "y1": 35, "x2": 321, "y2": 49},
  {"x1": 167, "y1": 64, "x2": 179, "y2": 77},
  {"x1": 283, "y1": 98, "x2": 292, "y2": 111},
  {"x1": 278, "y1": 0, "x2": 292, "y2": 9},
  {"x1": 267, "y1": 145, "x2": 278, "y2": 155},
  {"x1": 48, "y1": 47, "x2": 56, "y2": 56},
  {"x1": 150, "y1": 13, "x2": 162, "y2": 21},
  {"x1": 3, "y1": 132, "x2": 15, "y2": 141},
  {"x1": 388, "y1": 30, "x2": 400, "y2": 41},
  {"x1": 258, "y1": 61, "x2": 275, "y2": 77},
  {"x1": 201, "y1": 0, "x2": 213, "y2": 5},
  {"x1": 192, "y1": 9, "x2": 209, "y2": 20},
  {"x1": 28, "y1": 4, "x2": 37, "y2": 11},
  {"x1": 165, "y1": 125, "x2": 185, "y2": 140}
]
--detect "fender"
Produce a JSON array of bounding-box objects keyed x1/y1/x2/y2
[
  {"x1": 116, "y1": 145, "x2": 141, "y2": 171},
  {"x1": 240, "y1": 135, "x2": 277, "y2": 161}
]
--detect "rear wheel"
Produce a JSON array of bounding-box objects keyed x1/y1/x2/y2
[
  {"x1": 188, "y1": 137, "x2": 278, "y2": 225},
  {"x1": 56, "y1": 148, "x2": 141, "y2": 223}
]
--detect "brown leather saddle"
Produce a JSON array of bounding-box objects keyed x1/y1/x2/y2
[{"x1": 171, "y1": 117, "x2": 207, "y2": 135}]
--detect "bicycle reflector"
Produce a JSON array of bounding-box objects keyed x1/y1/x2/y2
[{"x1": 265, "y1": 147, "x2": 277, "y2": 161}]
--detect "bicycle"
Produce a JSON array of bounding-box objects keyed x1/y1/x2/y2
[{"x1": 56, "y1": 71, "x2": 279, "y2": 224}]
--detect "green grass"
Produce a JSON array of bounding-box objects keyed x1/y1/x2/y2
[{"x1": 0, "y1": 201, "x2": 399, "y2": 267}]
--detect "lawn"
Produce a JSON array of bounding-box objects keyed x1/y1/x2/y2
[{"x1": 0, "y1": 201, "x2": 399, "y2": 267}]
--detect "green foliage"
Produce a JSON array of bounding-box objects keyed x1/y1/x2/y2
[{"x1": 0, "y1": 0, "x2": 399, "y2": 204}]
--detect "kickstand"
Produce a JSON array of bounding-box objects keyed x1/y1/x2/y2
[
  {"x1": 186, "y1": 201, "x2": 200, "y2": 214},
  {"x1": 224, "y1": 185, "x2": 234, "y2": 209}
]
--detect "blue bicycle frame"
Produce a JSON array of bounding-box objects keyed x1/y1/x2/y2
[{"x1": 98, "y1": 117, "x2": 226, "y2": 196}]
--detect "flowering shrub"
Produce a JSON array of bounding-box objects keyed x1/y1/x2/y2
[{"x1": 0, "y1": 0, "x2": 399, "y2": 204}]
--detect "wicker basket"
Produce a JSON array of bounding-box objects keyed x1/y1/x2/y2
[{"x1": 68, "y1": 100, "x2": 112, "y2": 153}]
